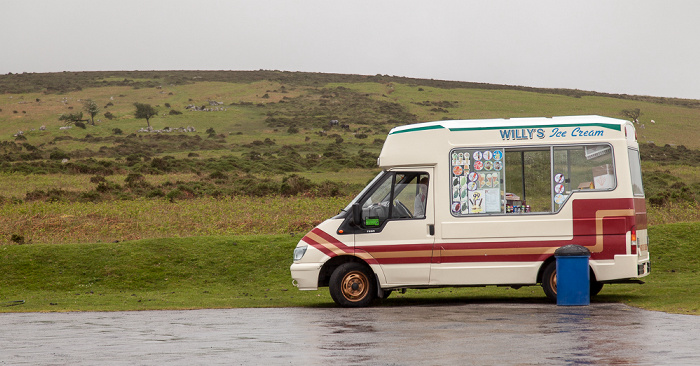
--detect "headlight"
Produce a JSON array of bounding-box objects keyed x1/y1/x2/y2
[{"x1": 293, "y1": 245, "x2": 308, "y2": 261}]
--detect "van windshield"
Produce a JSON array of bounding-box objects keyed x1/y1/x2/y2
[
  {"x1": 628, "y1": 148, "x2": 645, "y2": 196},
  {"x1": 342, "y1": 171, "x2": 386, "y2": 212}
]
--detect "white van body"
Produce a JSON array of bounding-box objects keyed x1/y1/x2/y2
[{"x1": 291, "y1": 116, "x2": 650, "y2": 307}]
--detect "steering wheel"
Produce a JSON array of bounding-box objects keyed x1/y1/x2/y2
[{"x1": 394, "y1": 200, "x2": 412, "y2": 218}]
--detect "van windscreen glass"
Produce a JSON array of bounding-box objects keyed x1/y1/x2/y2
[{"x1": 628, "y1": 148, "x2": 644, "y2": 196}]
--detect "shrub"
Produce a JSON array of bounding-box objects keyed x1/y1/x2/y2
[
  {"x1": 75, "y1": 121, "x2": 87, "y2": 129},
  {"x1": 146, "y1": 189, "x2": 165, "y2": 198},
  {"x1": 169, "y1": 109, "x2": 182, "y2": 115},
  {"x1": 96, "y1": 181, "x2": 121, "y2": 193},
  {"x1": 104, "y1": 112, "x2": 115, "y2": 120},
  {"x1": 79, "y1": 191, "x2": 101, "y2": 202},
  {"x1": 112, "y1": 128, "x2": 123, "y2": 135},
  {"x1": 125, "y1": 173, "x2": 145, "y2": 185},
  {"x1": 209, "y1": 171, "x2": 228, "y2": 180},
  {"x1": 49, "y1": 150, "x2": 70, "y2": 160},
  {"x1": 166, "y1": 189, "x2": 182, "y2": 202},
  {"x1": 11, "y1": 234, "x2": 25, "y2": 244},
  {"x1": 126, "y1": 154, "x2": 142, "y2": 166},
  {"x1": 150, "y1": 157, "x2": 170, "y2": 171},
  {"x1": 281, "y1": 174, "x2": 312, "y2": 196},
  {"x1": 90, "y1": 175, "x2": 107, "y2": 184}
]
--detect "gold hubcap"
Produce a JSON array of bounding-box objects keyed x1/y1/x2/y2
[
  {"x1": 341, "y1": 271, "x2": 369, "y2": 301},
  {"x1": 549, "y1": 270, "x2": 557, "y2": 295}
]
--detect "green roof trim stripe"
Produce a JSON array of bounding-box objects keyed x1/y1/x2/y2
[
  {"x1": 389, "y1": 124, "x2": 445, "y2": 135},
  {"x1": 390, "y1": 121, "x2": 623, "y2": 135},
  {"x1": 448, "y1": 122, "x2": 622, "y2": 132}
]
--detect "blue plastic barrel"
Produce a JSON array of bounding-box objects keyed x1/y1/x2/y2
[{"x1": 555, "y1": 245, "x2": 591, "y2": 306}]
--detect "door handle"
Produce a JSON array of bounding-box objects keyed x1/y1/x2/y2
[{"x1": 428, "y1": 224, "x2": 435, "y2": 236}]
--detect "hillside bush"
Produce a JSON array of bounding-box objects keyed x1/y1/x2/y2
[
  {"x1": 280, "y1": 174, "x2": 312, "y2": 196},
  {"x1": 49, "y1": 150, "x2": 70, "y2": 160}
]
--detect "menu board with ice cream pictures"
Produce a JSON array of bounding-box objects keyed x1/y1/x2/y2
[{"x1": 450, "y1": 148, "x2": 505, "y2": 215}]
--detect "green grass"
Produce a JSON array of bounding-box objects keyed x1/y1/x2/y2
[
  {"x1": 1, "y1": 223, "x2": 698, "y2": 313},
  {"x1": 1, "y1": 71, "x2": 698, "y2": 313},
  {"x1": 0, "y1": 196, "x2": 351, "y2": 245},
  {"x1": 0, "y1": 235, "x2": 326, "y2": 311}
]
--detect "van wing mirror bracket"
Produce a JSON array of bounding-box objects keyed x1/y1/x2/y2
[{"x1": 352, "y1": 203, "x2": 362, "y2": 227}]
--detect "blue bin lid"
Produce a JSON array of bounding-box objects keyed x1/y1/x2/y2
[{"x1": 554, "y1": 244, "x2": 591, "y2": 257}]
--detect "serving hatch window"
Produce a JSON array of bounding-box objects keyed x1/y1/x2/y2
[
  {"x1": 449, "y1": 144, "x2": 616, "y2": 216},
  {"x1": 449, "y1": 149, "x2": 505, "y2": 215}
]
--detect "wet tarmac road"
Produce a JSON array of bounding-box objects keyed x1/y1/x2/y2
[{"x1": 1, "y1": 303, "x2": 699, "y2": 365}]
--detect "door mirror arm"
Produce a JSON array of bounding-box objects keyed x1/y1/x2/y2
[{"x1": 352, "y1": 203, "x2": 362, "y2": 227}]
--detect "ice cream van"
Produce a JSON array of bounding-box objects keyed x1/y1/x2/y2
[{"x1": 290, "y1": 115, "x2": 650, "y2": 307}]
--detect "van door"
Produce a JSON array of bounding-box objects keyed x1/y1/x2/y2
[{"x1": 353, "y1": 168, "x2": 434, "y2": 286}]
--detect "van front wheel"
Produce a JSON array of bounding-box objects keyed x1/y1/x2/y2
[{"x1": 329, "y1": 262, "x2": 376, "y2": 307}]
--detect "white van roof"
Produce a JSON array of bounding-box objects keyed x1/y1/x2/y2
[
  {"x1": 388, "y1": 115, "x2": 626, "y2": 135},
  {"x1": 380, "y1": 115, "x2": 633, "y2": 169}
]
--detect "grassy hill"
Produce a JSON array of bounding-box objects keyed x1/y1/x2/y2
[
  {"x1": 0, "y1": 71, "x2": 700, "y2": 237},
  {"x1": 1, "y1": 70, "x2": 699, "y2": 313},
  {"x1": 1, "y1": 222, "x2": 698, "y2": 314},
  {"x1": 1, "y1": 70, "x2": 699, "y2": 245}
]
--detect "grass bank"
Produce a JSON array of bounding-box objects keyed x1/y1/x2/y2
[
  {"x1": 1, "y1": 223, "x2": 698, "y2": 314},
  {"x1": 0, "y1": 196, "x2": 351, "y2": 245}
]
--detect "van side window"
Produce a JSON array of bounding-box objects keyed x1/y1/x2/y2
[
  {"x1": 450, "y1": 144, "x2": 615, "y2": 215},
  {"x1": 449, "y1": 149, "x2": 505, "y2": 215},
  {"x1": 505, "y1": 149, "x2": 552, "y2": 213},
  {"x1": 552, "y1": 144, "x2": 615, "y2": 210},
  {"x1": 359, "y1": 172, "x2": 429, "y2": 228}
]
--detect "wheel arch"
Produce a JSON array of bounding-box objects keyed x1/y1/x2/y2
[
  {"x1": 537, "y1": 255, "x2": 601, "y2": 284},
  {"x1": 537, "y1": 256, "x2": 557, "y2": 284},
  {"x1": 319, "y1": 255, "x2": 376, "y2": 288}
]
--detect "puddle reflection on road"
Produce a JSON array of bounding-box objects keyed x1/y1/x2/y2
[{"x1": 1, "y1": 303, "x2": 699, "y2": 365}]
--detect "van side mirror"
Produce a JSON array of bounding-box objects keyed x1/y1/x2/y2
[{"x1": 352, "y1": 203, "x2": 362, "y2": 226}]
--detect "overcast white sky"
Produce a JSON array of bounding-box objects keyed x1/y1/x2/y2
[{"x1": 3, "y1": 1, "x2": 699, "y2": 99}]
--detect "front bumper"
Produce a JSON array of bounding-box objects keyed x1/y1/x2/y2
[{"x1": 290, "y1": 262, "x2": 323, "y2": 290}]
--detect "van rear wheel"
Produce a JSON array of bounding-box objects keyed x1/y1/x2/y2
[
  {"x1": 541, "y1": 262, "x2": 605, "y2": 302},
  {"x1": 542, "y1": 262, "x2": 558, "y2": 302},
  {"x1": 329, "y1": 262, "x2": 376, "y2": 307},
  {"x1": 590, "y1": 280, "x2": 604, "y2": 296}
]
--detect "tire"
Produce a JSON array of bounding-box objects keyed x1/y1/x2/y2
[
  {"x1": 542, "y1": 262, "x2": 604, "y2": 302},
  {"x1": 541, "y1": 261, "x2": 557, "y2": 302},
  {"x1": 329, "y1": 262, "x2": 376, "y2": 308},
  {"x1": 380, "y1": 289, "x2": 393, "y2": 300},
  {"x1": 590, "y1": 278, "x2": 604, "y2": 297}
]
